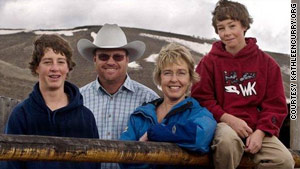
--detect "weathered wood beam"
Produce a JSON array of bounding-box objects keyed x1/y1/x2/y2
[
  {"x1": 0, "y1": 134, "x2": 299, "y2": 168},
  {"x1": 290, "y1": 149, "x2": 300, "y2": 168},
  {"x1": 0, "y1": 134, "x2": 209, "y2": 166}
]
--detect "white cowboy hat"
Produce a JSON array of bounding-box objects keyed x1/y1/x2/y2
[{"x1": 77, "y1": 24, "x2": 145, "y2": 62}]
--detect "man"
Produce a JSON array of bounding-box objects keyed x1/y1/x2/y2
[{"x1": 77, "y1": 24, "x2": 158, "y2": 169}]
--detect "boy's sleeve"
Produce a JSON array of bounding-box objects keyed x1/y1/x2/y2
[
  {"x1": 191, "y1": 57, "x2": 226, "y2": 122},
  {"x1": 5, "y1": 105, "x2": 27, "y2": 135},
  {"x1": 119, "y1": 163, "x2": 149, "y2": 169},
  {"x1": 256, "y1": 59, "x2": 287, "y2": 137},
  {"x1": 0, "y1": 161, "x2": 26, "y2": 169},
  {"x1": 1, "y1": 106, "x2": 27, "y2": 169},
  {"x1": 83, "y1": 107, "x2": 99, "y2": 139},
  {"x1": 147, "y1": 108, "x2": 217, "y2": 153},
  {"x1": 91, "y1": 114, "x2": 99, "y2": 139}
]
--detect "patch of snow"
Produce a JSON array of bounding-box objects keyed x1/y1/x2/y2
[
  {"x1": 144, "y1": 54, "x2": 158, "y2": 63},
  {"x1": 128, "y1": 61, "x2": 142, "y2": 69},
  {"x1": 280, "y1": 65, "x2": 289, "y2": 76},
  {"x1": 91, "y1": 32, "x2": 97, "y2": 42},
  {"x1": 0, "y1": 29, "x2": 25, "y2": 35},
  {"x1": 140, "y1": 33, "x2": 212, "y2": 55},
  {"x1": 0, "y1": 28, "x2": 89, "y2": 36},
  {"x1": 34, "y1": 28, "x2": 88, "y2": 36}
]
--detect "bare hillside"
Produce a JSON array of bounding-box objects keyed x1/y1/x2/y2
[{"x1": 0, "y1": 26, "x2": 290, "y2": 100}]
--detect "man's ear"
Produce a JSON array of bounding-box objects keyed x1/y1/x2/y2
[
  {"x1": 93, "y1": 55, "x2": 97, "y2": 62},
  {"x1": 125, "y1": 55, "x2": 129, "y2": 63}
]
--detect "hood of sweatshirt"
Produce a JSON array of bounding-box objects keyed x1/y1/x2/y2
[
  {"x1": 28, "y1": 81, "x2": 83, "y2": 124},
  {"x1": 210, "y1": 37, "x2": 259, "y2": 59}
]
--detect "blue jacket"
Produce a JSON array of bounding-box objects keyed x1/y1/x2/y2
[
  {"x1": 0, "y1": 81, "x2": 100, "y2": 169},
  {"x1": 120, "y1": 97, "x2": 216, "y2": 169}
]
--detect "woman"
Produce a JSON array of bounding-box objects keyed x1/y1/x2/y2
[{"x1": 120, "y1": 43, "x2": 217, "y2": 169}]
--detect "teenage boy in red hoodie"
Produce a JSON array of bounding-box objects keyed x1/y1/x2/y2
[{"x1": 191, "y1": 0, "x2": 294, "y2": 169}]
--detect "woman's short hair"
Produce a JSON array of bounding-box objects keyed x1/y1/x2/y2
[
  {"x1": 29, "y1": 34, "x2": 75, "y2": 76},
  {"x1": 153, "y1": 43, "x2": 199, "y2": 86}
]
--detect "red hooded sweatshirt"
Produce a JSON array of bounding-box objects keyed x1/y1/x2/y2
[{"x1": 191, "y1": 38, "x2": 287, "y2": 137}]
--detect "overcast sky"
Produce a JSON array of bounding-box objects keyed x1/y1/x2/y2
[{"x1": 0, "y1": 0, "x2": 290, "y2": 54}]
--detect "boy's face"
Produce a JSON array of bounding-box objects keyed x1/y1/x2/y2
[
  {"x1": 216, "y1": 19, "x2": 247, "y2": 54},
  {"x1": 36, "y1": 48, "x2": 69, "y2": 91}
]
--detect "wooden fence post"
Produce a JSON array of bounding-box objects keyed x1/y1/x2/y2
[
  {"x1": 290, "y1": 0, "x2": 300, "y2": 150},
  {"x1": 0, "y1": 96, "x2": 20, "y2": 134}
]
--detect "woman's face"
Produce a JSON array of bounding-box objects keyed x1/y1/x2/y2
[{"x1": 160, "y1": 61, "x2": 191, "y2": 103}]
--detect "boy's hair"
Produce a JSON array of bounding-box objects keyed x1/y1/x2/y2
[
  {"x1": 29, "y1": 34, "x2": 76, "y2": 76},
  {"x1": 212, "y1": 0, "x2": 253, "y2": 34},
  {"x1": 153, "y1": 43, "x2": 199, "y2": 86}
]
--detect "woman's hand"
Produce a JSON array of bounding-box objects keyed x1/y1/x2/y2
[{"x1": 139, "y1": 132, "x2": 148, "y2": 142}]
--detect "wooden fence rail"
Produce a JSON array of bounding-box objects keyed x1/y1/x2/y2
[
  {"x1": 0, "y1": 96, "x2": 299, "y2": 168},
  {"x1": 0, "y1": 134, "x2": 299, "y2": 168}
]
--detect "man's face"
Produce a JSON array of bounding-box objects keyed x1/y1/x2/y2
[{"x1": 94, "y1": 48, "x2": 129, "y2": 85}]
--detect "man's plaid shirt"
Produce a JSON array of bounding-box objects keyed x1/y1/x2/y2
[{"x1": 80, "y1": 76, "x2": 158, "y2": 169}]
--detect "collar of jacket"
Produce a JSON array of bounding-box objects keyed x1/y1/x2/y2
[{"x1": 137, "y1": 97, "x2": 193, "y2": 121}]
